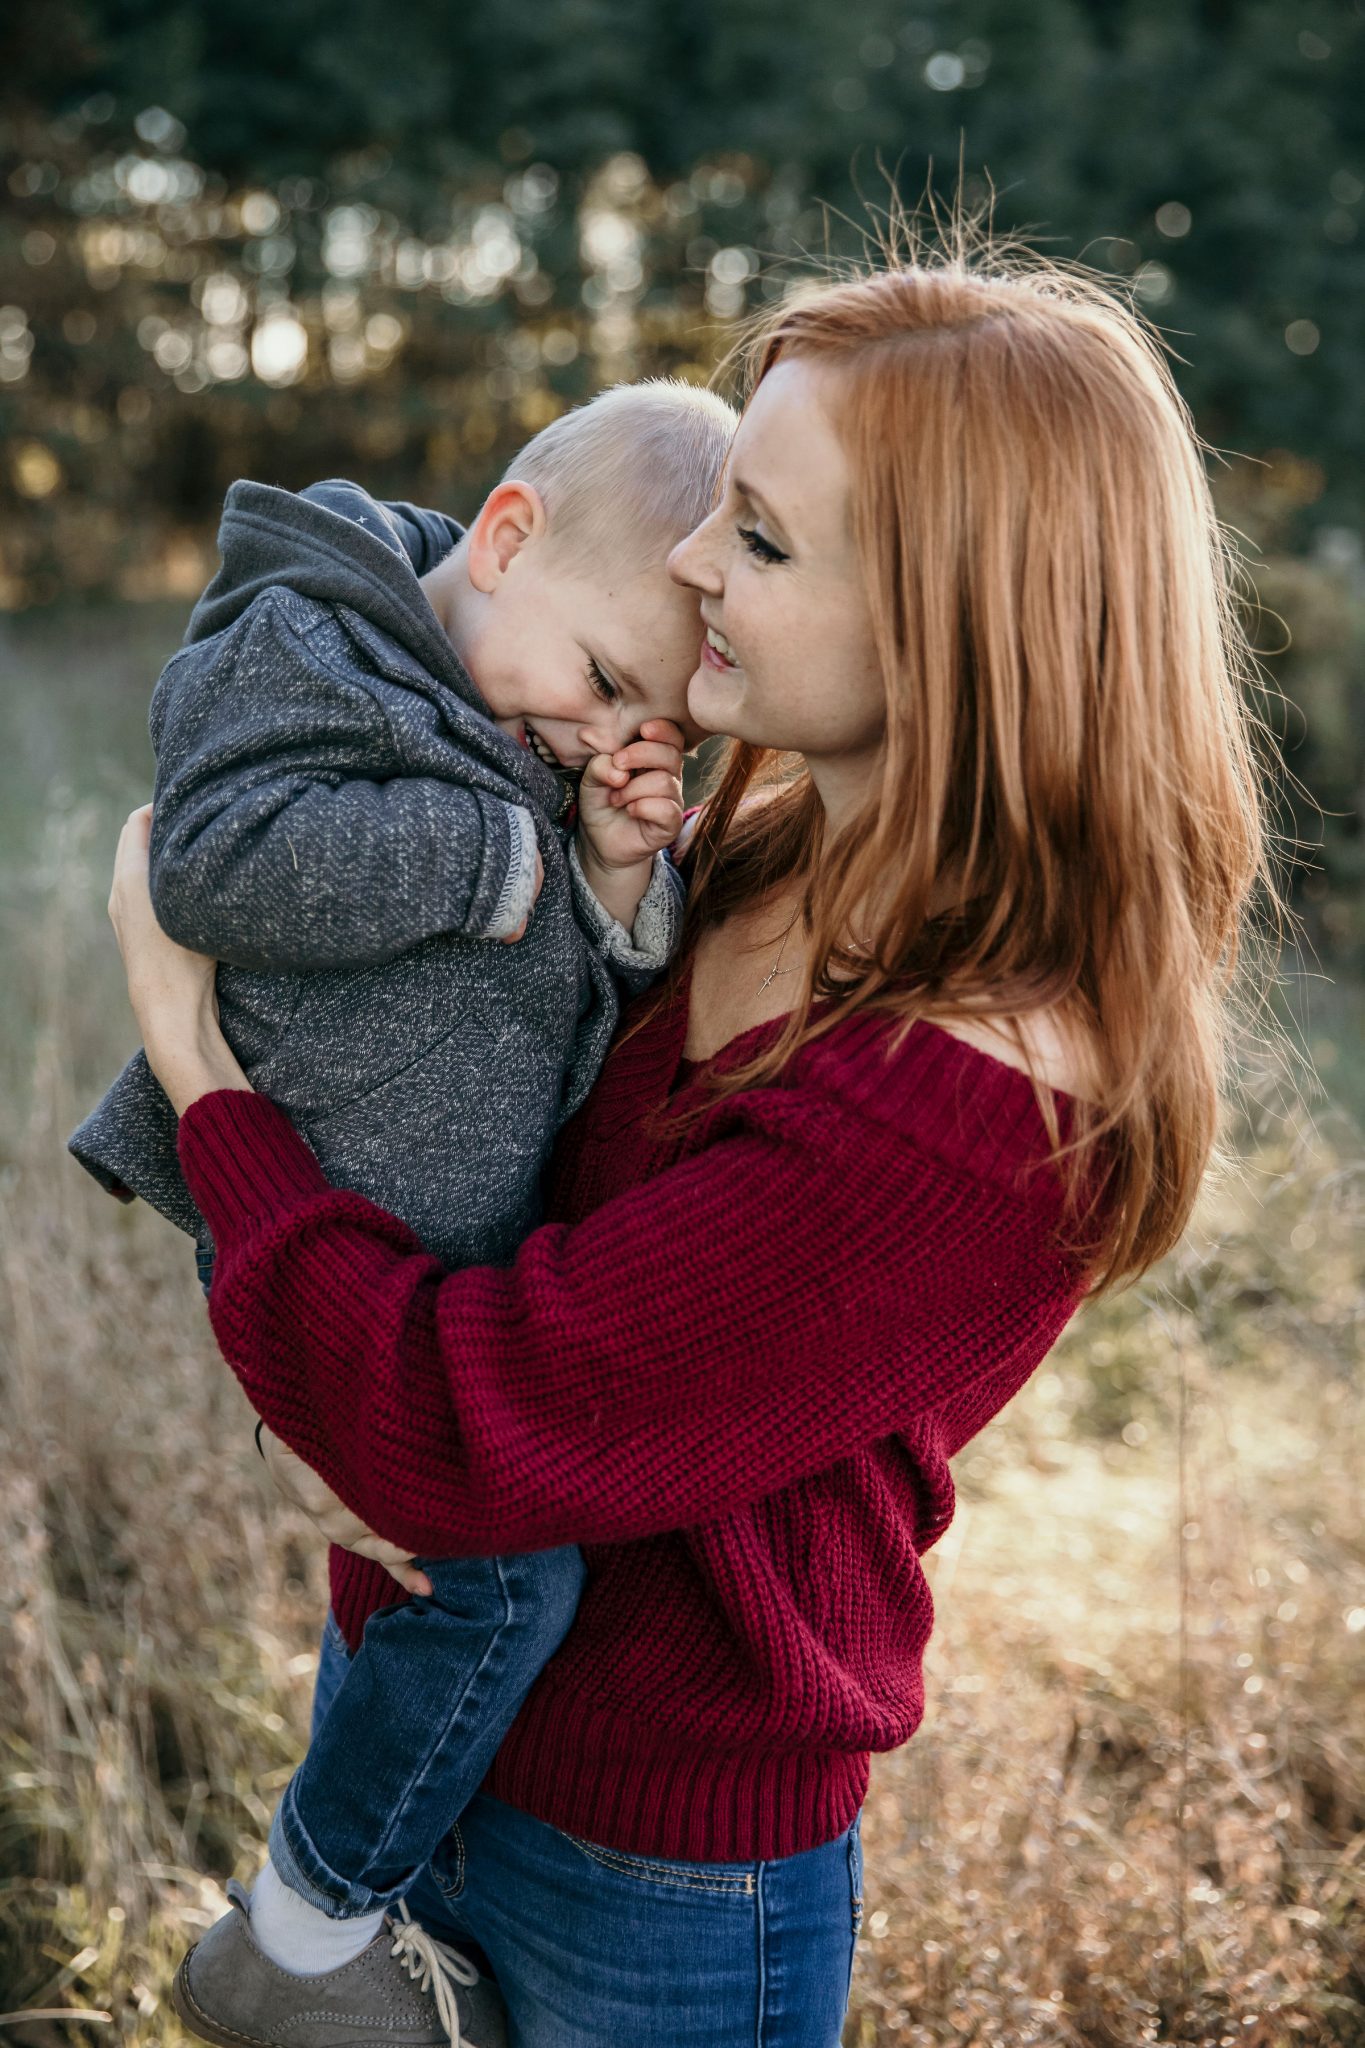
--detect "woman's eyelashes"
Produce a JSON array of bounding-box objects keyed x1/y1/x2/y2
[
  {"x1": 737, "y1": 524, "x2": 788, "y2": 565},
  {"x1": 585, "y1": 655, "x2": 620, "y2": 705}
]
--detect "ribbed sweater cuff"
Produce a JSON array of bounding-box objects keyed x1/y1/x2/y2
[{"x1": 178, "y1": 1089, "x2": 330, "y2": 1246}]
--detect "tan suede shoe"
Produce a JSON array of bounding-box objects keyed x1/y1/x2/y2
[{"x1": 170, "y1": 1880, "x2": 508, "y2": 2048}]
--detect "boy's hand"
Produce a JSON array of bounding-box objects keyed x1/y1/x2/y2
[
  {"x1": 577, "y1": 718, "x2": 686, "y2": 875},
  {"x1": 575, "y1": 719, "x2": 685, "y2": 932}
]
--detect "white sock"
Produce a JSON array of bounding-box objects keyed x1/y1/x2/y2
[{"x1": 248, "y1": 1856, "x2": 387, "y2": 1975}]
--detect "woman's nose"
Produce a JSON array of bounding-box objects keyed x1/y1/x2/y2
[{"x1": 668, "y1": 514, "x2": 721, "y2": 595}]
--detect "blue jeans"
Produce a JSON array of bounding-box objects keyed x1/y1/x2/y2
[
  {"x1": 197, "y1": 1247, "x2": 587, "y2": 1919},
  {"x1": 309, "y1": 1619, "x2": 865, "y2": 2046},
  {"x1": 270, "y1": 1550, "x2": 586, "y2": 1916}
]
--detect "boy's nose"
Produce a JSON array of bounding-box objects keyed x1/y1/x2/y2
[{"x1": 578, "y1": 708, "x2": 636, "y2": 757}]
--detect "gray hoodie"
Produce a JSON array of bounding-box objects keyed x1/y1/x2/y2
[{"x1": 68, "y1": 479, "x2": 682, "y2": 1268}]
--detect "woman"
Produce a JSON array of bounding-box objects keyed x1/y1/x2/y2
[{"x1": 109, "y1": 237, "x2": 1276, "y2": 2046}]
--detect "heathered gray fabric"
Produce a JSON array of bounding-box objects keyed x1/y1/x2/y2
[{"x1": 69, "y1": 477, "x2": 683, "y2": 1266}]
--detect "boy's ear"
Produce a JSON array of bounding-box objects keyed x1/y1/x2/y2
[{"x1": 467, "y1": 480, "x2": 549, "y2": 592}]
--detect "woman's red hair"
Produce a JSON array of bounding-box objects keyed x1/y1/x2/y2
[{"x1": 677, "y1": 212, "x2": 1289, "y2": 1296}]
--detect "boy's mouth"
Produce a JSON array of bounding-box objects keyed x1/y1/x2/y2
[
  {"x1": 521, "y1": 722, "x2": 587, "y2": 775},
  {"x1": 524, "y1": 724, "x2": 561, "y2": 769}
]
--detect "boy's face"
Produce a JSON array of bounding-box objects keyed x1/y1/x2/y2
[
  {"x1": 477, "y1": 552, "x2": 708, "y2": 767},
  {"x1": 432, "y1": 481, "x2": 709, "y2": 765}
]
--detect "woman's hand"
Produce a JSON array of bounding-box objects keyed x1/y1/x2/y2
[
  {"x1": 108, "y1": 805, "x2": 251, "y2": 1115},
  {"x1": 258, "y1": 1425, "x2": 433, "y2": 1597},
  {"x1": 112, "y1": 815, "x2": 430, "y2": 1594}
]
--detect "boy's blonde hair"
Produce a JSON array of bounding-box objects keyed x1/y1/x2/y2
[{"x1": 503, "y1": 379, "x2": 737, "y2": 568}]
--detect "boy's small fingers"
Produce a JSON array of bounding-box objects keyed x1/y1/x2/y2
[
  {"x1": 612, "y1": 741, "x2": 682, "y2": 774},
  {"x1": 626, "y1": 798, "x2": 685, "y2": 831},
  {"x1": 616, "y1": 769, "x2": 681, "y2": 804},
  {"x1": 639, "y1": 718, "x2": 685, "y2": 747}
]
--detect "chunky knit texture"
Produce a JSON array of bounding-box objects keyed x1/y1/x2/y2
[{"x1": 179, "y1": 982, "x2": 1095, "y2": 1861}]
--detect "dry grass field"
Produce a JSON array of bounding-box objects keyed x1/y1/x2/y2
[{"x1": 1, "y1": 607, "x2": 1361, "y2": 2045}]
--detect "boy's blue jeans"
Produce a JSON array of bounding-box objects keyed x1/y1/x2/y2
[
  {"x1": 269, "y1": 1548, "x2": 586, "y2": 1917},
  {"x1": 200, "y1": 1242, "x2": 584, "y2": 1920},
  {"x1": 310, "y1": 1621, "x2": 865, "y2": 2047}
]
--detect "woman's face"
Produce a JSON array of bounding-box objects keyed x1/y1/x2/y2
[{"x1": 667, "y1": 356, "x2": 886, "y2": 787}]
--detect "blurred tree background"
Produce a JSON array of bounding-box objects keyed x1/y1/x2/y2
[
  {"x1": 2, "y1": 0, "x2": 1362, "y2": 982},
  {"x1": 3, "y1": 13, "x2": 1365, "y2": 2036}
]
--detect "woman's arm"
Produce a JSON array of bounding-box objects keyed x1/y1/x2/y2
[
  {"x1": 112, "y1": 805, "x2": 1078, "y2": 1560},
  {"x1": 176, "y1": 1081, "x2": 1074, "y2": 1559},
  {"x1": 108, "y1": 807, "x2": 255, "y2": 1112},
  {"x1": 110, "y1": 810, "x2": 439, "y2": 1589},
  {"x1": 175, "y1": 1089, "x2": 1064, "y2": 1548}
]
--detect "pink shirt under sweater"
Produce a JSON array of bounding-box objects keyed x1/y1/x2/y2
[{"x1": 178, "y1": 980, "x2": 1098, "y2": 1860}]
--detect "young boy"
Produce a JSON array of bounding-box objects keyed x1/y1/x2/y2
[{"x1": 70, "y1": 379, "x2": 735, "y2": 2048}]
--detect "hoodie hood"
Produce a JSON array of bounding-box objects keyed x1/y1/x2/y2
[{"x1": 185, "y1": 477, "x2": 570, "y2": 817}]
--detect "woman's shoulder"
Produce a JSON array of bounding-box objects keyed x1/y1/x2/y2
[
  {"x1": 795, "y1": 1001, "x2": 1096, "y2": 1207},
  {"x1": 927, "y1": 1007, "x2": 1103, "y2": 1106}
]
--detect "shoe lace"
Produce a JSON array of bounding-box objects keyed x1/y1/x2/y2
[{"x1": 388, "y1": 1900, "x2": 480, "y2": 2048}]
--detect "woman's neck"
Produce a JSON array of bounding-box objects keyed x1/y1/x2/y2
[{"x1": 799, "y1": 745, "x2": 878, "y2": 843}]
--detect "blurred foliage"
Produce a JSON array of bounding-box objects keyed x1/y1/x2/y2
[{"x1": 0, "y1": 0, "x2": 1361, "y2": 965}]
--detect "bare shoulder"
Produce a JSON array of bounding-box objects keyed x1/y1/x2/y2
[{"x1": 932, "y1": 1007, "x2": 1103, "y2": 1104}]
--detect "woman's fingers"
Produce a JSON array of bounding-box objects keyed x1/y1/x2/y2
[
  {"x1": 319, "y1": 1526, "x2": 432, "y2": 1597},
  {"x1": 107, "y1": 804, "x2": 154, "y2": 939},
  {"x1": 381, "y1": 1559, "x2": 435, "y2": 1597},
  {"x1": 259, "y1": 1425, "x2": 432, "y2": 1596}
]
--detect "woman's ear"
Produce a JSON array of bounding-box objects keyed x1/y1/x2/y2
[{"x1": 466, "y1": 479, "x2": 549, "y2": 592}]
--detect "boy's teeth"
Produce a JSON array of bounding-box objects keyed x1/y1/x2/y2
[
  {"x1": 527, "y1": 729, "x2": 558, "y2": 767},
  {"x1": 706, "y1": 625, "x2": 738, "y2": 664}
]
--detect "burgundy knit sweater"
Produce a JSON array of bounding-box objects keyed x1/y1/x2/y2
[{"x1": 177, "y1": 982, "x2": 1095, "y2": 1862}]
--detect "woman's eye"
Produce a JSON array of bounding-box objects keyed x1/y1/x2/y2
[
  {"x1": 586, "y1": 657, "x2": 620, "y2": 704},
  {"x1": 738, "y1": 524, "x2": 788, "y2": 565}
]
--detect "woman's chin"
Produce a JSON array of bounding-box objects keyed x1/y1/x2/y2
[{"x1": 687, "y1": 661, "x2": 747, "y2": 737}]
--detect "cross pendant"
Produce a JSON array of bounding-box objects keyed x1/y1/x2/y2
[{"x1": 758, "y1": 963, "x2": 799, "y2": 994}]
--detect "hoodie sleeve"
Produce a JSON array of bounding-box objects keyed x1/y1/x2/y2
[
  {"x1": 149, "y1": 592, "x2": 535, "y2": 973},
  {"x1": 567, "y1": 840, "x2": 685, "y2": 997}
]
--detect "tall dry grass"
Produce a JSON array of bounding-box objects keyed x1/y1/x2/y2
[{"x1": 0, "y1": 796, "x2": 1361, "y2": 2047}]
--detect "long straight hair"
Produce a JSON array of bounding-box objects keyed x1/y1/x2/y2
[{"x1": 675, "y1": 219, "x2": 1289, "y2": 1296}]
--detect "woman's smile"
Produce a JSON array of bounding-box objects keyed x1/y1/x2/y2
[{"x1": 702, "y1": 624, "x2": 740, "y2": 670}]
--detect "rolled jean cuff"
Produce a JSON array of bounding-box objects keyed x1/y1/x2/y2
[{"x1": 268, "y1": 1778, "x2": 417, "y2": 1920}]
